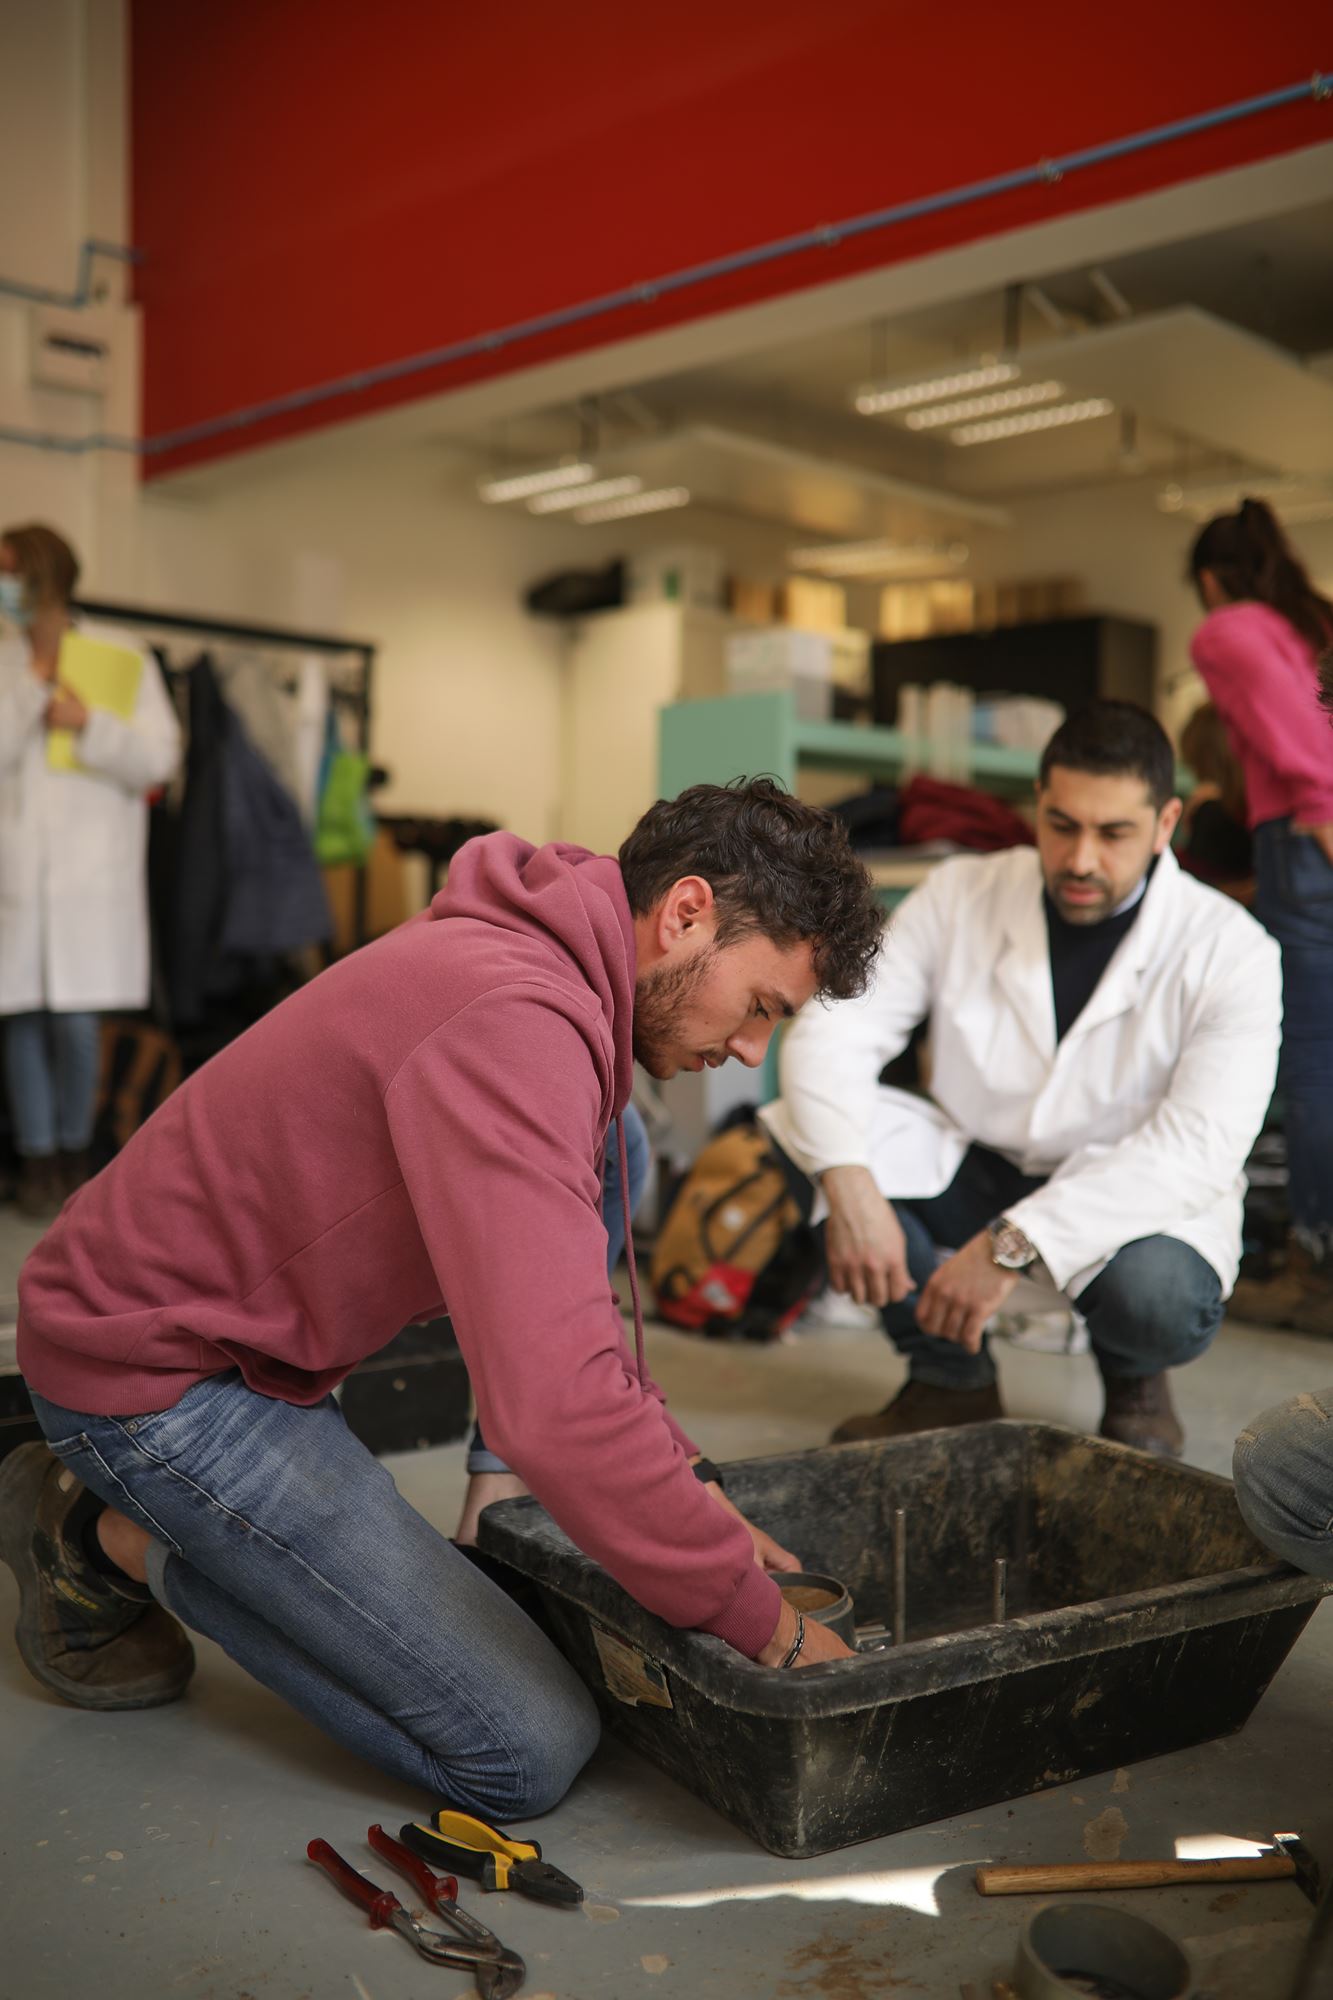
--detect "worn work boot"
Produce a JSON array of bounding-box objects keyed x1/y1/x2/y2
[
  {"x1": 0, "y1": 1442, "x2": 195, "y2": 1710},
  {"x1": 15, "y1": 1155, "x2": 64, "y2": 1222},
  {"x1": 58, "y1": 1149, "x2": 94, "y2": 1200},
  {"x1": 831, "y1": 1377, "x2": 1005, "y2": 1443},
  {"x1": 1226, "y1": 1243, "x2": 1333, "y2": 1338},
  {"x1": 1098, "y1": 1367, "x2": 1184, "y2": 1458}
]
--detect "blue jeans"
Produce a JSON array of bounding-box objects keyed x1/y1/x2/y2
[
  {"x1": 30, "y1": 1372, "x2": 600, "y2": 1814},
  {"x1": 1253, "y1": 819, "x2": 1333, "y2": 1256},
  {"x1": 879, "y1": 1145, "x2": 1224, "y2": 1389},
  {"x1": 1234, "y1": 1390, "x2": 1333, "y2": 1579},
  {"x1": 3, "y1": 1010, "x2": 100, "y2": 1156},
  {"x1": 468, "y1": 1102, "x2": 651, "y2": 1475}
]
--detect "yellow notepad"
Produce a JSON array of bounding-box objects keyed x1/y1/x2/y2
[{"x1": 46, "y1": 632, "x2": 144, "y2": 771}]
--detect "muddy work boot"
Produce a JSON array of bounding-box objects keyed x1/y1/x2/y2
[
  {"x1": 831, "y1": 1377, "x2": 1005, "y2": 1443},
  {"x1": 0, "y1": 1442, "x2": 194, "y2": 1710},
  {"x1": 58, "y1": 1148, "x2": 94, "y2": 1200},
  {"x1": 16, "y1": 1155, "x2": 64, "y2": 1222},
  {"x1": 1098, "y1": 1366, "x2": 1184, "y2": 1458},
  {"x1": 1226, "y1": 1242, "x2": 1333, "y2": 1338}
]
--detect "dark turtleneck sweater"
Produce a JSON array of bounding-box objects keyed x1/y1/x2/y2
[{"x1": 1044, "y1": 866, "x2": 1153, "y2": 1043}]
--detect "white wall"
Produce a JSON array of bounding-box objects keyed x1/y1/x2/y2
[{"x1": 136, "y1": 446, "x2": 597, "y2": 839}]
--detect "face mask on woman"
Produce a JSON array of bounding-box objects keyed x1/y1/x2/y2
[{"x1": 0, "y1": 573, "x2": 31, "y2": 626}]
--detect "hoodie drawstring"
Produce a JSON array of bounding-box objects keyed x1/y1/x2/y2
[{"x1": 615, "y1": 1112, "x2": 649, "y2": 1389}]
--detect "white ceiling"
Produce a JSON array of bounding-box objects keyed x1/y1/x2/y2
[{"x1": 453, "y1": 196, "x2": 1333, "y2": 542}]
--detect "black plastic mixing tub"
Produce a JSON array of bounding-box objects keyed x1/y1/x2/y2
[{"x1": 476, "y1": 1422, "x2": 1331, "y2": 1858}]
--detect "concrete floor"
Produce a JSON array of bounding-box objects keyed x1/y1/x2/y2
[{"x1": 2, "y1": 1213, "x2": 1331, "y2": 2000}]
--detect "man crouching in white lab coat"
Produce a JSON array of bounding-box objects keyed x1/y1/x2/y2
[{"x1": 761, "y1": 701, "x2": 1282, "y2": 1457}]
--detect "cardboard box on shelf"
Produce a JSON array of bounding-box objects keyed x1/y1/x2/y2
[
  {"x1": 777, "y1": 576, "x2": 847, "y2": 633},
  {"x1": 729, "y1": 577, "x2": 778, "y2": 624}
]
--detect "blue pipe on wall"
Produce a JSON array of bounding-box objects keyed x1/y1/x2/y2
[
  {"x1": 0, "y1": 72, "x2": 1327, "y2": 462},
  {"x1": 0, "y1": 237, "x2": 141, "y2": 310}
]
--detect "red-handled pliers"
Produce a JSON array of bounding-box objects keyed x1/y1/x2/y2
[{"x1": 308, "y1": 1826, "x2": 525, "y2": 1998}]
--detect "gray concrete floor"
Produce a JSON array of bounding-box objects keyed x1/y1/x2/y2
[{"x1": 2, "y1": 1211, "x2": 1331, "y2": 2000}]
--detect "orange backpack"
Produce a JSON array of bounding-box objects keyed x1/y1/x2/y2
[{"x1": 650, "y1": 1120, "x2": 821, "y2": 1341}]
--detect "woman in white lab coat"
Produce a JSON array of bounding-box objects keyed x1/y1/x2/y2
[{"x1": 0, "y1": 525, "x2": 180, "y2": 1218}]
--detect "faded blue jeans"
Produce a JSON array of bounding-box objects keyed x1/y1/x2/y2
[
  {"x1": 468, "y1": 1103, "x2": 651, "y2": 1474},
  {"x1": 1233, "y1": 1390, "x2": 1333, "y2": 1578},
  {"x1": 1253, "y1": 820, "x2": 1333, "y2": 1260},
  {"x1": 4, "y1": 1009, "x2": 100, "y2": 1157},
  {"x1": 30, "y1": 1372, "x2": 600, "y2": 1814}
]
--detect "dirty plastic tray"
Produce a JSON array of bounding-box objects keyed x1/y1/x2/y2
[{"x1": 477, "y1": 1422, "x2": 1330, "y2": 1858}]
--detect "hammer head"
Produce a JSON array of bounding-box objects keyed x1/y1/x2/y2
[{"x1": 1275, "y1": 1832, "x2": 1322, "y2": 1905}]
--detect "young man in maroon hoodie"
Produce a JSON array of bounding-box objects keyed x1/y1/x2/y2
[{"x1": 1, "y1": 779, "x2": 882, "y2": 1819}]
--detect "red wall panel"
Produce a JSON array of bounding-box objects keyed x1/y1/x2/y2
[{"x1": 130, "y1": 1, "x2": 1332, "y2": 476}]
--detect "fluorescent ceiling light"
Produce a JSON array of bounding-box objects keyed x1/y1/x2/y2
[
  {"x1": 904, "y1": 382, "x2": 1066, "y2": 430},
  {"x1": 950, "y1": 398, "x2": 1114, "y2": 446},
  {"x1": 1158, "y1": 475, "x2": 1333, "y2": 524},
  {"x1": 528, "y1": 475, "x2": 642, "y2": 514},
  {"x1": 477, "y1": 461, "x2": 595, "y2": 503},
  {"x1": 576, "y1": 485, "x2": 690, "y2": 524},
  {"x1": 855, "y1": 362, "x2": 1019, "y2": 416},
  {"x1": 789, "y1": 538, "x2": 969, "y2": 579}
]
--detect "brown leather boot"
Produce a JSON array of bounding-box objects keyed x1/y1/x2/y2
[
  {"x1": 831, "y1": 1377, "x2": 1005, "y2": 1443},
  {"x1": 58, "y1": 1148, "x2": 94, "y2": 1199},
  {"x1": 1225, "y1": 1241, "x2": 1333, "y2": 1337},
  {"x1": 0, "y1": 1442, "x2": 195, "y2": 1710},
  {"x1": 15, "y1": 1155, "x2": 64, "y2": 1221},
  {"x1": 1098, "y1": 1367, "x2": 1184, "y2": 1457}
]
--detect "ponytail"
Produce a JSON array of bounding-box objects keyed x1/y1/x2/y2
[{"x1": 1190, "y1": 498, "x2": 1333, "y2": 661}]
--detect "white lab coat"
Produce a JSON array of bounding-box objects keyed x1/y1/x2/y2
[
  {"x1": 760, "y1": 846, "x2": 1282, "y2": 1298},
  {"x1": 0, "y1": 625, "x2": 181, "y2": 1015}
]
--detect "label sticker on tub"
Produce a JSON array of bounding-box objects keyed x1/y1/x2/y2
[{"x1": 593, "y1": 1626, "x2": 674, "y2": 1709}]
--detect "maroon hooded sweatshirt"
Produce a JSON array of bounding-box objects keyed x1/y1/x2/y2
[{"x1": 18, "y1": 833, "x2": 782, "y2": 1658}]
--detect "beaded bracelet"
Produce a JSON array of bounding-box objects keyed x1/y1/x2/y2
[{"x1": 778, "y1": 1608, "x2": 806, "y2": 1670}]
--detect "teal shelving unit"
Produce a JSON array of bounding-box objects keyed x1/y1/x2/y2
[{"x1": 658, "y1": 690, "x2": 1040, "y2": 800}]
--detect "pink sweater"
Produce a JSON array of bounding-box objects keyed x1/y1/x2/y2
[
  {"x1": 18, "y1": 833, "x2": 781, "y2": 1658},
  {"x1": 1190, "y1": 602, "x2": 1333, "y2": 828}
]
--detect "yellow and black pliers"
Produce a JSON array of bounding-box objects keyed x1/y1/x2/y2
[{"x1": 400, "y1": 1809, "x2": 584, "y2": 1905}]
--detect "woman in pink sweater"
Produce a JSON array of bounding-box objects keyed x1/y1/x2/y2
[{"x1": 1189, "y1": 499, "x2": 1333, "y2": 1332}]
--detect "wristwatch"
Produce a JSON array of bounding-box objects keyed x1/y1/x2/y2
[{"x1": 987, "y1": 1217, "x2": 1039, "y2": 1271}]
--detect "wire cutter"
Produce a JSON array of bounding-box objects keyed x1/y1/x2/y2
[
  {"x1": 308, "y1": 1826, "x2": 525, "y2": 1998},
  {"x1": 400, "y1": 1809, "x2": 584, "y2": 1904}
]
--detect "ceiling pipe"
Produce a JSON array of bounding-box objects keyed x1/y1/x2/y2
[{"x1": 0, "y1": 72, "x2": 1327, "y2": 463}]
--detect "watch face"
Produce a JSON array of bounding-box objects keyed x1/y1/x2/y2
[{"x1": 990, "y1": 1224, "x2": 1034, "y2": 1269}]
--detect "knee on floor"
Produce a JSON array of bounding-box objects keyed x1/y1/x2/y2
[{"x1": 431, "y1": 1673, "x2": 602, "y2": 1822}]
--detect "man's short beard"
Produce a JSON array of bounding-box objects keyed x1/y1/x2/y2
[{"x1": 632, "y1": 945, "x2": 718, "y2": 1077}]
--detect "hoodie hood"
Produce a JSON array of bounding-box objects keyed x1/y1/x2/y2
[{"x1": 431, "y1": 833, "x2": 638, "y2": 1116}]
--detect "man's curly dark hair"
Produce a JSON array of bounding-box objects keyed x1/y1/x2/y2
[{"x1": 619, "y1": 777, "x2": 883, "y2": 1001}]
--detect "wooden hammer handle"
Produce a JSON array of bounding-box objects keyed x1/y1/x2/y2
[{"x1": 975, "y1": 1855, "x2": 1295, "y2": 1895}]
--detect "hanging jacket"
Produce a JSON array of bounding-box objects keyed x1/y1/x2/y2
[
  {"x1": 165, "y1": 653, "x2": 330, "y2": 1027},
  {"x1": 18, "y1": 832, "x2": 781, "y2": 1658}
]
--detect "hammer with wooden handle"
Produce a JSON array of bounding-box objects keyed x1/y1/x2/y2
[{"x1": 975, "y1": 1831, "x2": 1321, "y2": 1902}]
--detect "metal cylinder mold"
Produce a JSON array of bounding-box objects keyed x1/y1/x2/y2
[
  {"x1": 1015, "y1": 1902, "x2": 1195, "y2": 2000},
  {"x1": 776, "y1": 1571, "x2": 857, "y2": 1649}
]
